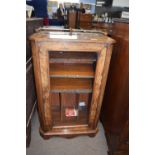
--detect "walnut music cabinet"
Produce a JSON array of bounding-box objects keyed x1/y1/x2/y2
[{"x1": 30, "y1": 29, "x2": 115, "y2": 139}]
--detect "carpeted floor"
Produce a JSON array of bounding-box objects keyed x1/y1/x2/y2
[{"x1": 27, "y1": 111, "x2": 108, "y2": 155}]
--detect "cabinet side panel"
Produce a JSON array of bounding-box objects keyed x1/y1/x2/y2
[
  {"x1": 31, "y1": 41, "x2": 45, "y2": 129},
  {"x1": 88, "y1": 47, "x2": 107, "y2": 128},
  {"x1": 94, "y1": 45, "x2": 113, "y2": 127},
  {"x1": 39, "y1": 48, "x2": 52, "y2": 130}
]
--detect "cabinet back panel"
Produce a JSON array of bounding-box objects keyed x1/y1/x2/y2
[
  {"x1": 49, "y1": 51, "x2": 97, "y2": 60},
  {"x1": 50, "y1": 93, "x2": 91, "y2": 127}
]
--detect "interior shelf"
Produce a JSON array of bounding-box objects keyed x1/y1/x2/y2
[
  {"x1": 49, "y1": 63, "x2": 95, "y2": 78},
  {"x1": 50, "y1": 58, "x2": 96, "y2": 64},
  {"x1": 50, "y1": 78, "x2": 93, "y2": 93},
  {"x1": 49, "y1": 51, "x2": 97, "y2": 64}
]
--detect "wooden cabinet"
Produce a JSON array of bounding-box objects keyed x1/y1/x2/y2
[
  {"x1": 68, "y1": 11, "x2": 77, "y2": 29},
  {"x1": 26, "y1": 18, "x2": 43, "y2": 61},
  {"x1": 30, "y1": 30, "x2": 115, "y2": 138},
  {"x1": 100, "y1": 22, "x2": 129, "y2": 155},
  {"x1": 92, "y1": 22, "x2": 113, "y2": 35},
  {"x1": 79, "y1": 13, "x2": 93, "y2": 29},
  {"x1": 26, "y1": 18, "x2": 43, "y2": 147},
  {"x1": 26, "y1": 59, "x2": 36, "y2": 147}
]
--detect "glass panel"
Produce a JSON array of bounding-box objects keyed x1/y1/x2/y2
[{"x1": 49, "y1": 51, "x2": 96, "y2": 127}]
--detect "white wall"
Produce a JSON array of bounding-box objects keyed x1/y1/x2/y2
[{"x1": 112, "y1": 0, "x2": 129, "y2": 7}]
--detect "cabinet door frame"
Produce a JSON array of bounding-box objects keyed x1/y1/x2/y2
[
  {"x1": 32, "y1": 40, "x2": 113, "y2": 132},
  {"x1": 88, "y1": 45, "x2": 113, "y2": 129}
]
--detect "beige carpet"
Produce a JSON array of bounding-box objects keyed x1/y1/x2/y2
[{"x1": 27, "y1": 111, "x2": 108, "y2": 155}]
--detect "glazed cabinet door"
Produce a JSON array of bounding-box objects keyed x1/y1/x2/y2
[
  {"x1": 32, "y1": 41, "x2": 113, "y2": 135},
  {"x1": 48, "y1": 51, "x2": 97, "y2": 129}
]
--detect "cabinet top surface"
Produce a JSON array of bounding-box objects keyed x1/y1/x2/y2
[{"x1": 30, "y1": 30, "x2": 115, "y2": 44}]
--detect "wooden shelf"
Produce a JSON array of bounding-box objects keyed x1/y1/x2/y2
[
  {"x1": 50, "y1": 78, "x2": 93, "y2": 93},
  {"x1": 49, "y1": 51, "x2": 97, "y2": 64},
  {"x1": 50, "y1": 58, "x2": 96, "y2": 64},
  {"x1": 49, "y1": 63, "x2": 95, "y2": 78}
]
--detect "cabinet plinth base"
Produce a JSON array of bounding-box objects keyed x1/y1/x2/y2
[{"x1": 39, "y1": 126, "x2": 98, "y2": 139}]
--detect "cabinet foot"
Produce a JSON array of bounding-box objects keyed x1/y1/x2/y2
[
  {"x1": 88, "y1": 133, "x2": 97, "y2": 137},
  {"x1": 39, "y1": 132, "x2": 51, "y2": 140}
]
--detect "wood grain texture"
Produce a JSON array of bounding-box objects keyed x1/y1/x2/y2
[
  {"x1": 94, "y1": 45, "x2": 113, "y2": 128},
  {"x1": 49, "y1": 51, "x2": 97, "y2": 64},
  {"x1": 31, "y1": 41, "x2": 46, "y2": 129},
  {"x1": 39, "y1": 125, "x2": 98, "y2": 138},
  {"x1": 37, "y1": 42, "x2": 104, "y2": 52},
  {"x1": 100, "y1": 22, "x2": 129, "y2": 154},
  {"x1": 68, "y1": 12, "x2": 76, "y2": 28},
  {"x1": 92, "y1": 23, "x2": 113, "y2": 35},
  {"x1": 39, "y1": 48, "x2": 52, "y2": 130},
  {"x1": 49, "y1": 63, "x2": 95, "y2": 78},
  {"x1": 88, "y1": 47, "x2": 107, "y2": 128},
  {"x1": 79, "y1": 13, "x2": 93, "y2": 29},
  {"x1": 50, "y1": 78, "x2": 93, "y2": 93},
  {"x1": 30, "y1": 30, "x2": 115, "y2": 138},
  {"x1": 101, "y1": 23, "x2": 129, "y2": 134}
]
